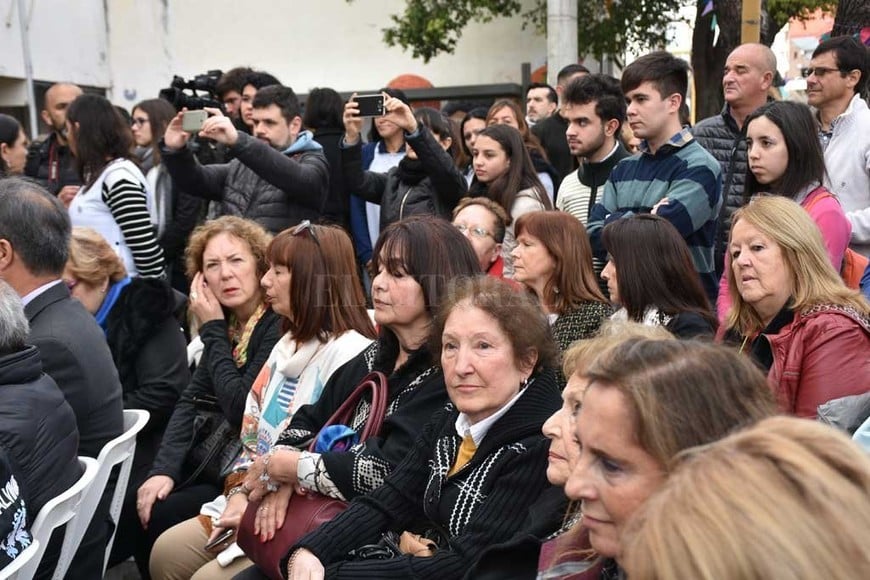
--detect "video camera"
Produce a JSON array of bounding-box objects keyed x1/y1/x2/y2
[{"x1": 159, "y1": 70, "x2": 224, "y2": 111}]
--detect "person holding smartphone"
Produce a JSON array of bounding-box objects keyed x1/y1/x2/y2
[{"x1": 341, "y1": 93, "x2": 467, "y2": 232}]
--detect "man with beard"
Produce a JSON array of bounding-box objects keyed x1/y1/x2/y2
[
  {"x1": 161, "y1": 84, "x2": 328, "y2": 233},
  {"x1": 556, "y1": 74, "x2": 630, "y2": 226},
  {"x1": 24, "y1": 83, "x2": 83, "y2": 197}
]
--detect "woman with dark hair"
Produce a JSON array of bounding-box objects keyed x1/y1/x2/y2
[
  {"x1": 341, "y1": 94, "x2": 465, "y2": 232},
  {"x1": 304, "y1": 87, "x2": 352, "y2": 229},
  {"x1": 512, "y1": 211, "x2": 611, "y2": 384},
  {"x1": 132, "y1": 97, "x2": 204, "y2": 291},
  {"x1": 487, "y1": 99, "x2": 560, "y2": 201},
  {"x1": 66, "y1": 94, "x2": 165, "y2": 278},
  {"x1": 469, "y1": 124, "x2": 552, "y2": 277},
  {"x1": 150, "y1": 223, "x2": 377, "y2": 579},
  {"x1": 602, "y1": 214, "x2": 717, "y2": 338},
  {"x1": 717, "y1": 100, "x2": 851, "y2": 320},
  {"x1": 459, "y1": 107, "x2": 488, "y2": 185},
  {"x1": 0, "y1": 114, "x2": 28, "y2": 176},
  {"x1": 236, "y1": 218, "x2": 481, "y2": 572},
  {"x1": 280, "y1": 275, "x2": 562, "y2": 579}
]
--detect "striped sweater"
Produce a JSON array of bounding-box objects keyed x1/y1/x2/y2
[{"x1": 587, "y1": 129, "x2": 722, "y2": 302}]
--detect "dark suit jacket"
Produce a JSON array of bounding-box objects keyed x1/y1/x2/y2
[{"x1": 24, "y1": 281, "x2": 124, "y2": 458}]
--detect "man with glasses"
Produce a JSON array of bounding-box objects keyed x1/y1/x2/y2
[
  {"x1": 24, "y1": 83, "x2": 83, "y2": 197},
  {"x1": 805, "y1": 35, "x2": 870, "y2": 256}
]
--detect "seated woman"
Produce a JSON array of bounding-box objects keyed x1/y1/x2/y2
[
  {"x1": 124, "y1": 217, "x2": 282, "y2": 575},
  {"x1": 467, "y1": 321, "x2": 674, "y2": 580},
  {"x1": 512, "y1": 211, "x2": 611, "y2": 383},
  {"x1": 451, "y1": 197, "x2": 509, "y2": 277},
  {"x1": 342, "y1": 94, "x2": 465, "y2": 232},
  {"x1": 544, "y1": 339, "x2": 777, "y2": 578},
  {"x1": 601, "y1": 214, "x2": 717, "y2": 338},
  {"x1": 623, "y1": 417, "x2": 870, "y2": 579},
  {"x1": 720, "y1": 196, "x2": 870, "y2": 418},
  {"x1": 281, "y1": 275, "x2": 561, "y2": 579},
  {"x1": 468, "y1": 125, "x2": 552, "y2": 277},
  {"x1": 237, "y1": 217, "x2": 480, "y2": 536},
  {"x1": 150, "y1": 223, "x2": 377, "y2": 579},
  {"x1": 717, "y1": 100, "x2": 852, "y2": 320}
]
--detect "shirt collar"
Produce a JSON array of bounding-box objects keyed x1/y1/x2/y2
[
  {"x1": 639, "y1": 127, "x2": 694, "y2": 155},
  {"x1": 454, "y1": 379, "x2": 530, "y2": 445},
  {"x1": 20, "y1": 279, "x2": 64, "y2": 307}
]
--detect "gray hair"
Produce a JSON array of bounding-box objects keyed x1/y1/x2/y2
[
  {"x1": 0, "y1": 178, "x2": 70, "y2": 276},
  {"x1": 0, "y1": 280, "x2": 28, "y2": 353}
]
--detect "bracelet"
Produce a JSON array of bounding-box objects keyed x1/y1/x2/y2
[
  {"x1": 286, "y1": 549, "x2": 301, "y2": 576},
  {"x1": 226, "y1": 485, "x2": 246, "y2": 500},
  {"x1": 261, "y1": 445, "x2": 294, "y2": 493}
]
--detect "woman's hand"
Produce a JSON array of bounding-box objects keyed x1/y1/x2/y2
[
  {"x1": 288, "y1": 548, "x2": 325, "y2": 580},
  {"x1": 163, "y1": 110, "x2": 192, "y2": 151},
  {"x1": 217, "y1": 490, "x2": 249, "y2": 530},
  {"x1": 383, "y1": 95, "x2": 418, "y2": 134},
  {"x1": 343, "y1": 95, "x2": 363, "y2": 145},
  {"x1": 254, "y1": 483, "x2": 293, "y2": 541},
  {"x1": 189, "y1": 272, "x2": 224, "y2": 323},
  {"x1": 136, "y1": 475, "x2": 175, "y2": 529},
  {"x1": 244, "y1": 448, "x2": 300, "y2": 501}
]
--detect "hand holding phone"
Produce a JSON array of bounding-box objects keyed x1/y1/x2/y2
[
  {"x1": 354, "y1": 94, "x2": 386, "y2": 117},
  {"x1": 182, "y1": 110, "x2": 208, "y2": 133},
  {"x1": 204, "y1": 527, "x2": 235, "y2": 553}
]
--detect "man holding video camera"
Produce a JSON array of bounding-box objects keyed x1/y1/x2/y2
[{"x1": 161, "y1": 84, "x2": 328, "y2": 233}]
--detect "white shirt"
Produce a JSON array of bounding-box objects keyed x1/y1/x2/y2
[
  {"x1": 454, "y1": 381, "x2": 529, "y2": 445},
  {"x1": 20, "y1": 279, "x2": 63, "y2": 307}
]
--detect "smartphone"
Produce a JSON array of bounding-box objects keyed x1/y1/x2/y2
[
  {"x1": 355, "y1": 94, "x2": 385, "y2": 117},
  {"x1": 203, "y1": 527, "x2": 235, "y2": 552},
  {"x1": 182, "y1": 110, "x2": 208, "y2": 132}
]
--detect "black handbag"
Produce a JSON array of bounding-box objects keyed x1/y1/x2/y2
[{"x1": 181, "y1": 394, "x2": 243, "y2": 487}]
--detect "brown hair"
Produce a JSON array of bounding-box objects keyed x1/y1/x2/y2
[
  {"x1": 451, "y1": 196, "x2": 509, "y2": 244},
  {"x1": 514, "y1": 211, "x2": 607, "y2": 314},
  {"x1": 132, "y1": 98, "x2": 177, "y2": 165},
  {"x1": 432, "y1": 275, "x2": 558, "y2": 374},
  {"x1": 185, "y1": 216, "x2": 272, "y2": 281},
  {"x1": 267, "y1": 224, "x2": 376, "y2": 343},
  {"x1": 486, "y1": 99, "x2": 548, "y2": 161},
  {"x1": 623, "y1": 417, "x2": 870, "y2": 579},
  {"x1": 67, "y1": 227, "x2": 127, "y2": 285},
  {"x1": 561, "y1": 320, "x2": 673, "y2": 379}
]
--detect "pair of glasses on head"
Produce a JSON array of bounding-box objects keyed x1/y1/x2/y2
[
  {"x1": 454, "y1": 223, "x2": 494, "y2": 240},
  {"x1": 292, "y1": 220, "x2": 322, "y2": 249},
  {"x1": 801, "y1": 67, "x2": 845, "y2": 78},
  {"x1": 131, "y1": 117, "x2": 149, "y2": 127}
]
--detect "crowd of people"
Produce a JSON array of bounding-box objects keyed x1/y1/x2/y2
[{"x1": 0, "y1": 34, "x2": 868, "y2": 580}]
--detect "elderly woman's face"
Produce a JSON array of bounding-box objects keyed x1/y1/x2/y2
[
  {"x1": 542, "y1": 373, "x2": 589, "y2": 486},
  {"x1": 201, "y1": 233, "x2": 262, "y2": 315},
  {"x1": 729, "y1": 219, "x2": 792, "y2": 322},
  {"x1": 441, "y1": 301, "x2": 534, "y2": 424},
  {"x1": 565, "y1": 385, "x2": 665, "y2": 558}
]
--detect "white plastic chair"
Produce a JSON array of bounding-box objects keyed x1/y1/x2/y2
[
  {"x1": 13, "y1": 457, "x2": 99, "y2": 580},
  {"x1": 63, "y1": 409, "x2": 150, "y2": 577},
  {"x1": 0, "y1": 539, "x2": 40, "y2": 580}
]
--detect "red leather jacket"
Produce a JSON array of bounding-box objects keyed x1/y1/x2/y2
[{"x1": 764, "y1": 304, "x2": 870, "y2": 418}]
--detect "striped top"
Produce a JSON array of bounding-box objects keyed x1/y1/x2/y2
[{"x1": 102, "y1": 175, "x2": 165, "y2": 278}]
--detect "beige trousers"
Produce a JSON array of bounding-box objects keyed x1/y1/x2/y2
[{"x1": 150, "y1": 517, "x2": 254, "y2": 580}]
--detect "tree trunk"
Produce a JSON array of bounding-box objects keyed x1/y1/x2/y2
[
  {"x1": 831, "y1": 0, "x2": 870, "y2": 37},
  {"x1": 691, "y1": 0, "x2": 742, "y2": 122}
]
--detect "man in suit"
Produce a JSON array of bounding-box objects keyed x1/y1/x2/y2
[{"x1": 0, "y1": 177, "x2": 123, "y2": 579}]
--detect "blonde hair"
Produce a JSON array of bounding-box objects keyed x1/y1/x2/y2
[
  {"x1": 725, "y1": 196, "x2": 869, "y2": 335},
  {"x1": 185, "y1": 216, "x2": 272, "y2": 281},
  {"x1": 67, "y1": 227, "x2": 127, "y2": 285},
  {"x1": 623, "y1": 416, "x2": 870, "y2": 580},
  {"x1": 561, "y1": 321, "x2": 673, "y2": 378}
]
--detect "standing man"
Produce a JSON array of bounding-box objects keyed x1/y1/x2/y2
[
  {"x1": 24, "y1": 82, "x2": 83, "y2": 197},
  {"x1": 806, "y1": 35, "x2": 870, "y2": 256},
  {"x1": 525, "y1": 82, "x2": 558, "y2": 126},
  {"x1": 532, "y1": 64, "x2": 590, "y2": 181},
  {"x1": 587, "y1": 52, "x2": 722, "y2": 302},
  {"x1": 694, "y1": 43, "x2": 775, "y2": 277},
  {"x1": 556, "y1": 74, "x2": 630, "y2": 226}
]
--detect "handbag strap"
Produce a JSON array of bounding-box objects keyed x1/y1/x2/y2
[{"x1": 308, "y1": 371, "x2": 389, "y2": 452}]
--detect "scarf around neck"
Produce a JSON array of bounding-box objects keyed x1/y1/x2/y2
[
  {"x1": 228, "y1": 303, "x2": 267, "y2": 367},
  {"x1": 396, "y1": 157, "x2": 428, "y2": 185},
  {"x1": 96, "y1": 276, "x2": 132, "y2": 333}
]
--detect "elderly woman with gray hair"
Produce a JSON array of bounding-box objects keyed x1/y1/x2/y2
[{"x1": 0, "y1": 280, "x2": 80, "y2": 578}]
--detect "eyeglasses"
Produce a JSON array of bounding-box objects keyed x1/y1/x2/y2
[
  {"x1": 454, "y1": 223, "x2": 494, "y2": 240},
  {"x1": 131, "y1": 117, "x2": 149, "y2": 127},
  {"x1": 291, "y1": 220, "x2": 321, "y2": 249},
  {"x1": 801, "y1": 67, "x2": 844, "y2": 78}
]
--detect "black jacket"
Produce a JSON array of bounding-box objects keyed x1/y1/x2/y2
[
  {"x1": 149, "y1": 309, "x2": 281, "y2": 483},
  {"x1": 291, "y1": 369, "x2": 562, "y2": 579},
  {"x1": 313, "y1": 128, "x2": 351, "y2": 229},
  {"x1": 24, "y1": 132, "x2": 81, "y2": 195},
  {"x1": 532, "y1": 113, "x2": 576, "y2": 182},
  {"x1": 162, "y1": 132, "x2": 329, "y2": 234},
  {"x1": 341, "y1": 125, "x2": 466, "y2": 230}
]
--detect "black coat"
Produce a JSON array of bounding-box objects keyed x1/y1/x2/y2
[
  {"x1": 313, "y1": 128, "x2": 351, "y2": 229},
  {"x1": 24, "y1": 132, "x2": 81, "y2": 195}
]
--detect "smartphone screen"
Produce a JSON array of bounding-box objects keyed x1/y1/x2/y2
[{"x1": 355, "y1": 94, "x2": 385, "y2": 117}]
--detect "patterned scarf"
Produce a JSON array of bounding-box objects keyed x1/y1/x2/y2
[{"x1": 228, "y1": 303, "x2": 267, "y2": 367}]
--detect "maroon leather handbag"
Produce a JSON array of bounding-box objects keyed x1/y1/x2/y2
[{"x1": 237, "y1": 371, "x2": 388, "y2": 579}]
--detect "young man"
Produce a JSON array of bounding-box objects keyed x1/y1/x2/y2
[
  {"x1": 806, "y1": 36, "x2": 870, "y2": 256},
  {"x1": 162, "y1": 84, "x2": 329, "y2": 233},
  {"x1": 556, "y1": 74, "x2": 630, "y2": 226},
  {"x1": 532, "y1": 64, "x2": 590, "y2": 180},
  {"x1": 694, "y1": 43, "x2": 776, "y2": 276},
  {"x1": 24, "y1": 82, "x2": 83, "y2": 197},
  {"x1": 525, "y1": 82, "x2": 558, "y2": 126},
  {"x1": 587, "y1": 51, "x2": 722, "y2": 302}
]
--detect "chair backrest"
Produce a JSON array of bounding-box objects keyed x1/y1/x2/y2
[
  {"x1": 0, "y1": 539, "x2": 40, "y2": 580},
  {"x1": 14, "y1": 457, "x2": 99, "y2": 580}
]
